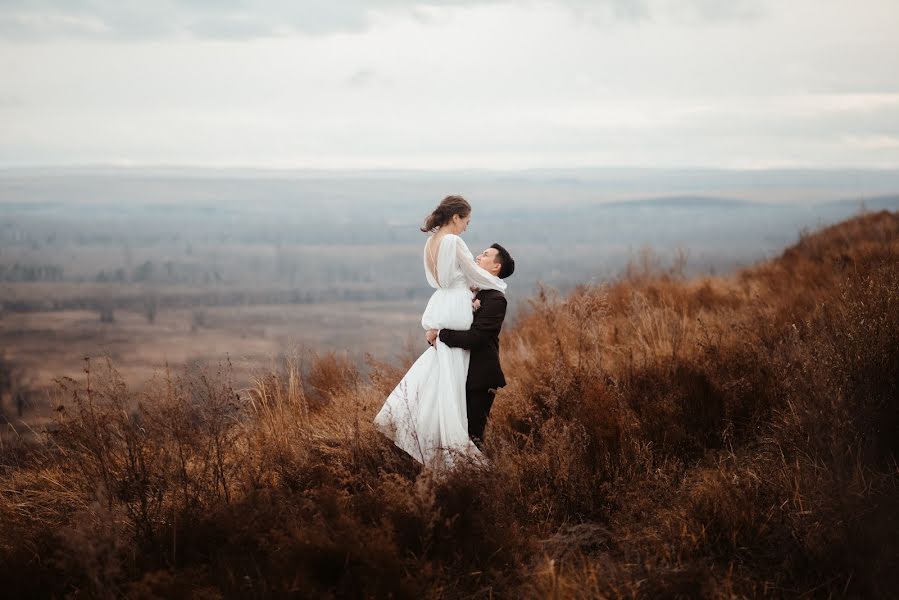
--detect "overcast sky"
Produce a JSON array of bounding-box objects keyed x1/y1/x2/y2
[{"x1": 1, "y1": 0, "x2": 898, "y2": 169}]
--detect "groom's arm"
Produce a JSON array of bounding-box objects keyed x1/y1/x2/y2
[{"x1": 439, "y1": 294, "x2": 507, "y2": 350}]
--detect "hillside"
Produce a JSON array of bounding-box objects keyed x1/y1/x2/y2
[{"x1": 1, "y1": 211, "x2": 897, "y2": 598}]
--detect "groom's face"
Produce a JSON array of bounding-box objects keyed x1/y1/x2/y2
[{"x1": 476, "y1": 248, "x2": 502, "y2": 277}]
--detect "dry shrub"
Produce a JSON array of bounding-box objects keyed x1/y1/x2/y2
[
  {"x1": 305, "y1": 350, "x2": 360, "y2": 406},
  {"x1": 54, "y1": 501, "x2": 130, "y2": 599},
  {"x1": 245, "y1": 352, "x2": 311, "y2": 488},
  {"x1": 365, "y1": 352, "x2": 407, "y2": 397}
]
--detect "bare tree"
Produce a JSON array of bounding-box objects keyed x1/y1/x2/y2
[
  {"x1": 98, "y1": 301, "x2": 115, "y2": 323},
  {"x1": 0, "y1": 352, "x2": 23, "y2": 419},
  {"x1": 143, "y1": 292, "x2": 159, "y2": 325}
]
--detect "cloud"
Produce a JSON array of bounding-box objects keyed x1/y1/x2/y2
[
  {"x1": 0, "y1": 92, "x2": 23, "y2": 107},
  {"x1": 2, "y1": 0, "x2": 895, "y2": 169},
  {"x1": 347, "y1": 68, "x2": 387, "y2": 88},
  {"x1": 0, "y1": 0, "x2": 764, "y2": 41},
  {"x1": 844, "y1": 134, "x2": 899, "y2": 150}
]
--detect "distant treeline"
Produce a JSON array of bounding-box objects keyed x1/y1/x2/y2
[
  {"x1": 0, "y1": 284, "x2": 425, "y2": 314},
  {"x1": 4, "y1": 192, "x2": 897, "y2": 314},
  {"x1": 0, "y1": 263, "x2": 64, "y2": 282}
]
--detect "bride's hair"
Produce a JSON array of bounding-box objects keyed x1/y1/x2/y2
[{"x1": 421, "y1": 195, "x2": 471, "y2": 233}]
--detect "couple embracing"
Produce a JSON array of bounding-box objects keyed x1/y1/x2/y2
[{"x1": 374, "y1": 196, "x2": 515, "y2": 469}]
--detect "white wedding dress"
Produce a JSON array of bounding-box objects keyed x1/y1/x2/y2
[{"x1": 374, "y1": 233, "x2": 507, "y2": 468}]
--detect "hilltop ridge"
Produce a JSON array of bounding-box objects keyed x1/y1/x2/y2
[{"x1": 1, "y1": 211, "x2": 897, "y2": 598}]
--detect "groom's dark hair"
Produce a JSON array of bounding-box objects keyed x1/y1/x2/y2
[{"x1": 491, "y1": 243, "x2": 515, "y2": 279}]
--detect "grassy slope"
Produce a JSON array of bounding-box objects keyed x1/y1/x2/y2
[{"x1": 1, "y1": 211, "x2": 897, "y2": 599}]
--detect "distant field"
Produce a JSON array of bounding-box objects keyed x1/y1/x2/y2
[{"x1": 0, "y1": 298, "x2": 423, "y2": 426}]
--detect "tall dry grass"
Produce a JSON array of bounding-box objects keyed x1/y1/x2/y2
[{"x1": 1, "y1": 211, "x2": 897, "y2": 598}]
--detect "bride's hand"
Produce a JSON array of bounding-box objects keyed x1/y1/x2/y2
[{"x1": 472, "y1": 298, "x2": 481, "y2": 312}]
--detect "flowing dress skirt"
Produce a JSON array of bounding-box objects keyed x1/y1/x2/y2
[{"x1": 374, "y1": 287, "x2": 484, "y2": 468}]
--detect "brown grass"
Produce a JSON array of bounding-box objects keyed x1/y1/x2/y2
[{"x1": 1, "y1": 210, "x2": 898, "y2": 598}]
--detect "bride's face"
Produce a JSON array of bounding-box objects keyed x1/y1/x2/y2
[{"x1": 453, "y1": 213, "x2": 471, "y2": 234}]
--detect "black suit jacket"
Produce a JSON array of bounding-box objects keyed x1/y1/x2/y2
[{"x1": 439, "y1": 289, "x2": 507, "y2": 391}]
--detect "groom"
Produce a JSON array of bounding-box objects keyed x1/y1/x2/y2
[{"x1": 426, "y1": 243, "x2": 515, "y2": 449}]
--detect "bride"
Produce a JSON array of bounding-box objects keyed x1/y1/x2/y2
[{"x1": 374, "y1": 196, "x2": 507, "y2": 468}]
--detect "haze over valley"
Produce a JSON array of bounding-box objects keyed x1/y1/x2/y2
[{"x1": 2, "y1": 167, "x2": 897, "y2": 403}]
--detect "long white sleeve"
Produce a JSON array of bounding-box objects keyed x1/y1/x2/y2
[{"x1": 454, "y1": 235, "x2": 507, "y2": 292}]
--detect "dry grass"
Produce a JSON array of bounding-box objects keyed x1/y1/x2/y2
[{"x1": 1, "y1": 211, "x2": 898, "y2": 598}]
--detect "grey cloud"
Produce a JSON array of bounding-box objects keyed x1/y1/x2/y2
[
  {"x1": 0, "y1": 0, "x2": 378, "y2": 39},
  {"x1": 787, "y1": 105, "x2": 899, "y2": 140},
  {"x1": 186, "y1": 14, "x2": 295, "y2": 39},
  {"x1": 347, "y1": 68, "x2": 379, "y2": 88},
  {"x1": 665, "y1": 0, "x2": 762, "y2": 22},
  {"x1": 0, "y1": 92, "x2": 24, "y2": 107},
  {"x1": 0, "y1": 0, "x2": 764, "y2": 41}
]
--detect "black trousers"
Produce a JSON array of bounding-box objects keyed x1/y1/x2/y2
[{"x1": 466, "y1": 387, "x2": 496, "y2": 443}]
